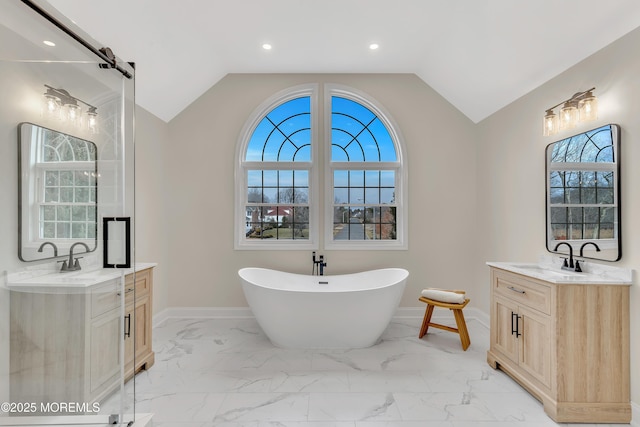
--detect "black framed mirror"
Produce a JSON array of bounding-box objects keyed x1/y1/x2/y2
[
  {"x1": 545, "y1": 124, "x2": 620, "y2": 261},
  {"x1": 18, "y1": 122, "x2": 98, "y2": 261}
]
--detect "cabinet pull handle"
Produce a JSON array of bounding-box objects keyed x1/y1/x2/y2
[
  {"x1": 117, "y1": 288, "x2": 135, "y2": 296},
  {"x1": 511, "y1": 312, "x2": 517, "y2": 335},
  {"x1": 511, "y1": 312, "x2": 522, "y2": 337},
  {"x1": 515, "y1": 314, "x2": 522, "y2": 337},
  {"x1": 124, "y1": 314, "x2": 131, "y2": 338},
  {"x1": 507, "y1": 286, "x2": 526, "y2": 294}
]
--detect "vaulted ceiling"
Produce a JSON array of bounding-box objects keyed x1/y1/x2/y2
[{"x1": 46, "y1": 0, "x2": 640, "y2": 123}]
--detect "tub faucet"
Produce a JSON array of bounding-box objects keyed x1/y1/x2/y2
[
  {"x1": 312, "y1": 251, "x2": 327, "y2": 276},
  {"x1": 60, "y1": 242, "x2": 90, "y2": 272},
  {"x1": 553, "y1": 242, "x2": 575, "y2": 271},
  {"x1": 574, "y1": 241, "x2": 601, "y2": 272},
  {"x1": 37, "y1": 241, "x2": 58, "y2": 257}
]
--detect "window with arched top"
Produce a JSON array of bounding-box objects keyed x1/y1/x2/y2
[{"x1": 235, "y1": 83, "x2": 406, "y2": 250}]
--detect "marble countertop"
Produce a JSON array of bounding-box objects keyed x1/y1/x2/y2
[
  {"x1": 487, "y1": 257, "x2": 632, "y2": 285},
  {"x1": 5, "y1": 262, "x2": 157, "y2": 292}
]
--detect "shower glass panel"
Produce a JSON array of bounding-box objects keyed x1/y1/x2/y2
[{"x1": 1, "y1": 1, "x2": 135, "y2": 425}]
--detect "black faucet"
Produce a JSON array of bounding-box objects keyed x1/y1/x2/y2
[
  {"x1": 60, "y1": 242, "x2": 90, "y2": 272},
  {"x1": 37, "y1": 241, "x2": 58, "y2": 257},
  {"x1": 579, "y1": 241, "x2": 601, "y2": 257},
  {"x1": 312, "y1": 251, "x2": 327, "y2": 276},
  {"x1": 573, "y1": 242, "x2": 601, "y2": 272},
  {"x1": 553, "y1": 242, "x2": 575, "y2": 271}
]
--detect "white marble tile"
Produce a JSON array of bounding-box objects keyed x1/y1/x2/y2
[
  {"x1": 308, "y1": 393, "x2": 402, "y2": 422},
  {"x1": 136, "y1": 392, "x2": 225, "y2": 423},
  {"x1": 126, "y1": 317, "x2": 611, "y2": 426},
  {"x1": 269, "y1": 370, "x2": 350, "y2": 392},
  {"x1": 213, "y1": 392, "x2": 310, "y2": 423},
  {"x1": 348, "y1": 370, "x2": 430, "y2": 392}
]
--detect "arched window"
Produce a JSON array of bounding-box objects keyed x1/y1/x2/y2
[
  {"x1": 325, "y1": 85, "x2": 406, "y2": 249},
  {"x1": 235, "y1": 84, "x2": 406, "y2": 250}
]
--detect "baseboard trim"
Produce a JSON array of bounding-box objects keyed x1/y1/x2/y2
[{"x1": 154, "y1": 306, "x2": 490, "y2": 329}]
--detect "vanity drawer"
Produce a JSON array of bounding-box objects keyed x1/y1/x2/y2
[
  {"x1": 124, "y1": 268, "x2": 151, "y2": 304},
  {"x1": 91, "y1": 280, "x2": 121, "y2": 318},
  {"x1": 494, "y1": 271, "x2": 551, "y2": 315}
]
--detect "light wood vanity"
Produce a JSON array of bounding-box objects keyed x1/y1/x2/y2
[
  {"x1": 486, "y1": 263, "x2": 630, "y2": 423},
  {"x1": 9, "y1": 265, "x2": 154, "y2": 413}
]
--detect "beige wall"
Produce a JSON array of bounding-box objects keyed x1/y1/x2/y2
[
  {"x1": 162, "y1": 73, "x2": 477, "y2": 308},
  {"x1": 476, "y1": 26, "x2": 640, "y2": 407},
  {"x1": 135, "y1": 106, "x2": 171, "y2": 314}
]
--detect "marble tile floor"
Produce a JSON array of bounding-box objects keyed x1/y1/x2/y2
[{"x1": 110, "y1": 316, "x2": 631, "y2": 427}]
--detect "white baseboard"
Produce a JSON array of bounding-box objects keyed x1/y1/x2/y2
[
  {"x1": 633, "y1": 401, "x2": 639, "y2": 426},
  {"x1": 154, "y1": 306, "x2": 490, "y2": 329},
  {"x1": 153, "y1": 306, "x2": 253, "y2": 327}
]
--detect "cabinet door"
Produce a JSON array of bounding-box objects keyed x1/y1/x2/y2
[
  {"x1": 90, "y1": 308, "x2": 121, "y2": 398},
  {"x1": 518, "y1": 305, "x2": 552, "y2": 388},
  {"x1": 134, "y1": 295, "x2": 151, "y2": 362},
  {"x1": 493, "y1": 295, "x2": 519, "y2": 363},
  {"x1": 124, "y1": 304, "x2": 135, "y2": 374}
]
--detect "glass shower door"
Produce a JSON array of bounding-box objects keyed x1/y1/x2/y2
[{"x1": 0, "y1": 1, "x2": 136, "y2": 425}]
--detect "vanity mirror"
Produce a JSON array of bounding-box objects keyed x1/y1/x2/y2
[
  {"x1": 18, "y1": 123, "x2": 98, "y2": 262},
  {"x1": 546, "y1": 124, "x2": 620, "y2": 261}
]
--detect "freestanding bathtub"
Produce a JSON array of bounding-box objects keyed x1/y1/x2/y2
[{"x1": 238, "y1": 267, "x2": 409, "y2": 348}]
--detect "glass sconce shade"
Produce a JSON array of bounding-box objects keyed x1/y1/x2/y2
[
  {"x1": 86, "y1": 109, "x2": 98, "y2": 134},
  {"x1": 579, "y1": 93, "x2": 598, "y2": 122},
  {"x1": 65, "y1": 102, "x2": 81, "y2": 126},
  {"x1": 543, "y1": 110, "x2": 558, "y2": 136},
  {"x1": 43, "y1": 93, "x2": 61, "y2": 119},
  {"x1": 559, "y1": 101, "x2": 578, "y2": 130}
]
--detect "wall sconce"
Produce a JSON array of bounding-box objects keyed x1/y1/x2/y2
[
  {"x1": 42, "y1": 85, "x2": 99, "y2": 134},
  {"x1": 543, "y1": 87, "x2": 598, "y2": 136}
]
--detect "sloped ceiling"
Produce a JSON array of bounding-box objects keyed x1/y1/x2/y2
[{"x1": 46, "y1": 0, "x2": 640, "y2": 123}]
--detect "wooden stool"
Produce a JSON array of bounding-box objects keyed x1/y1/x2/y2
[{"x1": 418, "y1": 293, "x2": 471, "y2": 351}]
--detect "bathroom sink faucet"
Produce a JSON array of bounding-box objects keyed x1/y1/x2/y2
[
  {"x1": 573, "y1": 241, "x2": 601, "y2": 272},
  {"x1": 553, "y1": 242, "x2": 575, "y2": 271},
  {"x1": 312, "y1": 251, "x2": 327, "y2": 276},
  {"x1": 37, "y1": 241, "x2": 58, "y2": 257},
  {"x1": 60, "y1": 242, "x2": 90, "y2": 272}
]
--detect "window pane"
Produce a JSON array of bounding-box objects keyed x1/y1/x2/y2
[
  {"x1": 350, "y1": 170, "x2": 364, "y2": 186},
  {"x1": 380, "y1": 171, "x2": 395, "y2": 186},
  {"x1": 334, "y1": 170, "x2": 348, "y2": 186},
  {"x1": 365, "y1": 170, "x2": 380, "y2": 187},
  {"x1": 72, "y1": 205, "x2": 86, "y2": 221},
  {"x1": 60, "y1": 187, "x2": 73, "y2": 203},
  {"x1": 279, "y1": 170, "x2": 293, "y2": 186},
  {"x1": 45, "y1": 188, "x2": 58, "y2": 203},
  {"x1": 597, "y1": 188, "x2": 614, "y2": 204},
  {"x1": 72, "y1": 223, "x2": 86, "y2": 238},
  {"x1": 331, "y1": 97, "x2": 397, "y2": 162},
  {"x1": 294, "y1": 170, "x2": 309, "y2": 187},
  {"x1": 380, "y1": 188, "x2": 395, "y2": 204},
  {"x1": 334, "y1": 188, "x2": 348, "y2": 204},
  {"x1": 246, "y1": 97, "x2": 311, "y2": 162},
  {"x1": 245, "y1": 205, "x2": 309, "y2": 240},
  {"x1": 349, "y1": 188, "x2": 364, "y2": 204},
  {"x1": 57, "y1": 205, "x2": 70, "y2": 221},
  {"x1": 365, "y1": 188, "x2": 379, "y2": 204}
]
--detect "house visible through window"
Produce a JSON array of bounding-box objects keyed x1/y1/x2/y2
[{"x1": 236, "y1": 84, "x2": 406, "y2": 250}]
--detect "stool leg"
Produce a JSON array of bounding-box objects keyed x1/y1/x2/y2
[
  {"x1": 419, "y1": 304, "x2": 435, "y2": 338},
  {"x1": 452, "y1": 308, "x2": 471, "y2": 350}
]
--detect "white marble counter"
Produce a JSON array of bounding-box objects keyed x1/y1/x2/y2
[
  {"x1": 5, "y1": 261, "x2": 157, "y2": 293},
  {"x1": 487, "y1": 255, "x2": 632, "y2": 285}
]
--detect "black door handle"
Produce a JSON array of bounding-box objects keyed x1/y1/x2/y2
[{"x1": 124, "y1": 313, "x2": 131, "y2": 338}]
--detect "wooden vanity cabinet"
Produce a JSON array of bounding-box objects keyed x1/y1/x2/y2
[
  {"x1": 10, "y1": 267, "x2": 154, "y2": 412},
  {"x1": 487, "y1": 266, "x2": 630, "y2": 423}
]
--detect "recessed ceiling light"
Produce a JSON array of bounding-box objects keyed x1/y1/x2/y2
[
  {"x1": 43, "y1": 40, "x2": 56, "y2": 47},
  {"x1": 262, "y1": 43, "x2": 272, "y2": 50},
  {"x1": 369, "y1": 43, "x2": 379, "y2": 50}
]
